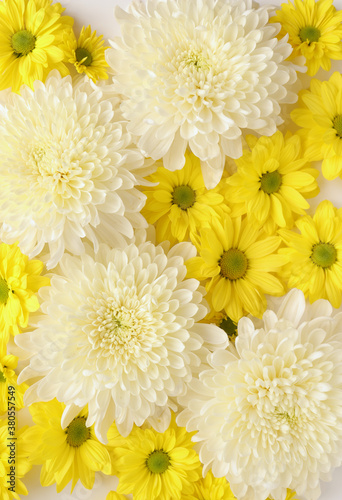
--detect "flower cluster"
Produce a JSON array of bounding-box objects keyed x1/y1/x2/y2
[{"x1": 0, "y1": 0, "x2": 342, "y2": 499}]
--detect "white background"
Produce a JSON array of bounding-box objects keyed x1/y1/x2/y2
[{"x1": 19, "y1": 0, "x2": 342, "y2": 498}]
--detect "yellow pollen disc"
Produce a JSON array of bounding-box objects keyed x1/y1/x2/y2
[{"x1": 219, "y1": 249, "x2": 248, "y2": 280}]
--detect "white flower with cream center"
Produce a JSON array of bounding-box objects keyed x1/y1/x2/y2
[
  {"x1": 0, "y1": 71, "x2": 153, "y2": 269},
  {"x1": 107, "y1": 0, "x2": 299, "y2": 188},
  {"x1": 16, "y1": 230, "x2": 228, "y2": 442},
  {"x1": 177, "y1": 289, "x2": 342, "y2": 500}
]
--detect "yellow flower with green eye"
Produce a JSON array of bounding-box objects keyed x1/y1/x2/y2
[
  {"x1": 116, "y1": 413, "x2": 201, "y2": 500},
  {"x1": 271, "y1": 0, "x2": 342, "y2": 76},
  {"x1": 279, "y1": 200, "x2": 342, "y2": 307},
  {"x1": 62, "y1": 25, "x2": 109, "y2": 82},
  {"x1": 292, "y1": 72, "x2": 342, "y2": 181},
  {"x1": 226, "y1": 132, "x2": 319, "y2": 234},
  {"x1": 142, "y1": 151, "x2": 231, "y2": 246},
  {"x1": 0, "y1": 0, "x2": 73, "y2": 92},
  {"x1": 22, "y1": 399, "x2": 112, "y2": 493},
  {"x1": 0, "y1": 242, "x2": 49, "y2": 347},
  {"x1": 186, "y1": 215, "x2": 287, "y2": 322}
]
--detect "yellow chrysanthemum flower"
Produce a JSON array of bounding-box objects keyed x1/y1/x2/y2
[
  {"x1": 271, "y1": 0, "x2": 342, "y2": 76},
  {"x1": 0, "y1": 419, "x2": 31, "y2": 500},
  {"x1": 0, "y1": 0, "x2": 73, "y2": 92},
  {"x1": 181, "y1": 470, "x2": 237, "y2": 500},
  {"x1": 292, "y1": 72, "x2": 342, "y2": 180},
  {"x1": 116, "y1": 413, "x2": 201, "y2": 500},
  {"x1": 226, "y1": 132, "x2": 319, "y2": 234},
  {"x1": 0, "y1": 349, "x2": 28, "y2": 415},
  {"x1": 23, "y1": 399, "x2": 112, "y2": 493},
  {"x1": 142, "y1": 151, "x2": 231, "y2": 245},
  {"x1": 63, "y1": 25, "x2": 109, "y2": 82},
  {"x1": 279, "y1": 200, "x2": 342, "y2": 307},
  {"x1": 0, "y1": 242, "x2": 49, "y2": 347},
  {"x1": 186, "y1": 215, "x2": 286, "y2": 322}
]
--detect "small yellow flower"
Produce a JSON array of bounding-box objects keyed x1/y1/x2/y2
[
  {"x1": 0, "y1": 0, "x2": 73, "y2": 92},
  {"x1": 186, "y1": 215, "x2": 287, "y2": 322},
  {"x1": 292, "y1": 72, "x2": 342, "y2": 180},
  {"x1": 63, "y1": 25, "x2": 109, "y2": 82},
  {"x1": 279, "y1": 200, "x2": 342, "y2": 307},
  {"x1": 116, "y1": 413, "x2": 201, "y2": 500},
  {"x1": 23, "y1": 399, "x2": 112, "y2": 493},
  {"x1": 0, "y1": 348, "x2": 28, "y2": 415},
  {"x1": 271, "y1": 0, "x2": 342, "y2": 76},
  {"x1": 0, "y1": 242, "x2": 49, "y2": 347},
  {"x1": 226, "y1": 132, "x2": 319, "y2": 234},
  {"x1": 182, "y1": 470, "x2": 237, "y2": 500},
  {"x1": 142, "y1": 151, "x2": 231, "y2": 245}
]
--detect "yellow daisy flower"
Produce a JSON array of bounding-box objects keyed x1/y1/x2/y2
[
  {"x1": 292, "y1": 72, "x2": 342, "y2": 180},
  {"x1": 271, "y1": 0, "x2": 342, "y2": 76},
  {"x1": 0, "y1": 0, "x2": 73, "y2": 92},
  {"x1": 142, "y1": 151, "x2": 231, "y2": 245},
  {"x1": 63, "y1": 25, "x2": 109, "y2": 82},
  {"x1": 0, "y1": 348, "x2": 28, "y2": 415},
  {"x1": 186, "y1": 215, "x2": 286, "y2": 322},
  {"x1": 279, "y1": 200, "x2": 342, "y2": 307},
  {"x1": 0, "y1": 419, "x2": 31, "y2": 500},
  {"x1": 181, "y1": 470, "x2": 237, "y2": 500},
  {"x1": 23, "y1": 399, "x2": 112, "y2": 493},
  {"x1": 116, "y1": 413, "x2": 201, "y2": 500},
  {"x1": 226, "y1": 132, "x2": 319, "y2": 234},
  {"x1": 0, "y1": 242, "x2": 49, "y2": 347}
]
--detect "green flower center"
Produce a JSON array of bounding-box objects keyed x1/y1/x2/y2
[
  {"x1": 75, "y1": 47, "x2": 93, "y2": 66},
  {"x1": 172, "y1": 185, "x2": 196, "y2": 210},
  {"x1": 333, "y1": 115, "x2": 342, "y2": 138},
  {"x1": 146, "y1": 450, "x2": 170, "y2": 474},
  {"x1": 311, "y1": 242, "x2": 337, "y2": 268},
  {"x1": 12, "y1": 30, "x2": 36, "y2": 56},
  {"x1": 0, "y1": 371, "x2": 6, "y2": 383},
  {"x1": 219, "y1": 316, "x2": 237, "y2": 342},
  {"x1": 299, "y1": 26, "x2": 321, "y2": 43},
  {"x1": 65, "y1": 417, "x2": 90, "y2": 447},
  {"x1": 260, "y1": 171, "x2": 282, "y2": 194},
  {"x1": 219, "y1": 249, "x2": 248, "y2": 280},
  {"x1": 0, "y1": 278, "x2": 9, "y2": 305}
]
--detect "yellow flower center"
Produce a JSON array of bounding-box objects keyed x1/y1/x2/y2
[
  {"x1": 219, "y1": 249, "x2": 248, "y2": 280},
  {"x1": 146, "y1": 450, "x2": 170, "y2": 474},
  {"x1": 75, "y1": 47, "x2": 93, "y2": 66},
  {"x1": 184, "y1": 50, "x2": 210, "y2": 70},
  {"x1": 0, "y1": 278, "x2": 9, "y2": 304},
  {"x1": 65, "y1": 416, "x2": 90, "y2": 447},
  {"x1": 260, "y1": 171, "x2": 282, "y2": 194},
  {"x1": 172, "y1": 185, "x2": 196, "y2": 210},
  {"x1": 299, "y1": 26, "x2": 320, "y2": 44},
  {"x1": 311, "y1": 242, "x2": 337, "y2": 268},
  {"x1": 11, "y1": 30, "x2": 36, "y2": 56},
  {"x1": 219, "y1": 316, "x2": 238, "y2": 342},
  {"x1": 333, "y1": 115, "x2": 342, "y2": 138},
  {"x1": 0, "y1": 371, "x2": 6, "y2": 383}
]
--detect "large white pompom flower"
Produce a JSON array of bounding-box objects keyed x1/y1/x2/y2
[
  {"x1": 16, "y1": 229, "x2": 228, "y2": 442},
  {"x1": 177, "y1": 289, "x2": 342, "y2": 500},
  {"x1": 0, "y1": 71, "x2": 153, "y2": 269},
  {"x1": 107, "y1": 0, "x2": 299, "y2": 188}
]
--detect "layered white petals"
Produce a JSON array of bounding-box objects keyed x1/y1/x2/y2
[
  {"x1": 0, "y1": 71, "x2": 153, "y2": 269},
  {"x1": 177, "y1": 289, "x2": 342, "y2": 500},
  {"x1": 107, "y1": 0, "x2": 299, "y2": 188},
  {"x1": 16, "y1": 230, "x2": 228, "y2": 442}
]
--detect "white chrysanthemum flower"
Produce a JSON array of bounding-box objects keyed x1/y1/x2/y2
[
  {"x1": 0, "y1": 70, "x2": 152, "y2": 269},
  {"x1": 16, "y1": 229, "x2": 228, "y2": 442},
  {"x1": 107, "y1": 0, "x2": 299, "y2": 188},
  {"x1": 177, "y1": 289, "x2": 342, "y2": 500}
]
